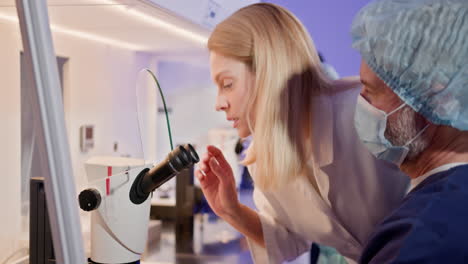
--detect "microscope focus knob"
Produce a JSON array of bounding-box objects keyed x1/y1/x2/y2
[{"x1": 78, "y1": 188, "x2": 101, "y2": 211}]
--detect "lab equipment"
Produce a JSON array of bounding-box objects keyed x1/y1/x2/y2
[
  {"x1": 78, "y1": 144, "x2": 199, "y2": 263},
  {"x1": 30, "y1": 178, "x2": 56, "y2": 263},
  {"x1": 80, "y1": 125, "x2": 95, "y2": 153}
]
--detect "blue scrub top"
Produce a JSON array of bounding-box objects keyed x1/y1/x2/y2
[{"x1": 360, "y1": 164, "x2": 468, "y2": 264}]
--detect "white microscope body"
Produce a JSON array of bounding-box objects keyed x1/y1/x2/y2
[
  {"x1": 79, "y1": 145, "x2": 199, "y2": 263},
  {"x1": 83, "y1": 156, "x2": 151, "y2": 263}
]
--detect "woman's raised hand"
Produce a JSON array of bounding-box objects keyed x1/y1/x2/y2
[{"x1": 195, "y1": 145, "x2": 240, "y2": 219}]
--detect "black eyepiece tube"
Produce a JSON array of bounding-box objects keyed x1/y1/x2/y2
[
  {"x1": 130, "y1": 144, "x2": 199, "y2": 204},
  {"x1": 185, "y1": 143, "x2": 200, "y2": 163}
]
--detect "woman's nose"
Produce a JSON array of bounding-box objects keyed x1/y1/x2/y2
[{"x1": 215, "y1": 96, "x2": 228, "y2": 111}]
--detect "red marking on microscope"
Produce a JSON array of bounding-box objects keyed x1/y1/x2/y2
[{"x1": 106, "y1": 166, "x2": 112, "y2": 195}]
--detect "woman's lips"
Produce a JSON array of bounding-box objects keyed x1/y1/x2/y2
[{"x1": 228, "y1": 117, "x2": 239, "y2": 128}]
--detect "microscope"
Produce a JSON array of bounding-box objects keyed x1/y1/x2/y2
[{"x1": 78, "y1": 144, "x2": 199, "y2": 264}]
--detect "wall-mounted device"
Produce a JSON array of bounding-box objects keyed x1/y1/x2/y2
[{"x1": 80, "y1": 125, "x2": 94, "y2": 153}]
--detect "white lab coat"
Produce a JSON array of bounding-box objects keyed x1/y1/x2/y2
[{"x1": 247, "y1": 83, "x2": 409, "y2": 264}]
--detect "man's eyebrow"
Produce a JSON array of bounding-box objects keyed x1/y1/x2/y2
[
  {"x1": 361, "y1": 78, "x2": 379, "y2": 91},
  {"x1": 361, "y1": 78, "x2": 371, "y2": 87}
]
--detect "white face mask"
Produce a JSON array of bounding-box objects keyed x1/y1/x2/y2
[{"x1": 354, "y1": 95, "x2": 429, "y2": 166}]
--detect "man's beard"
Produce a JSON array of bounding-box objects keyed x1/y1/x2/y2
[{"x1": 385, "y1": 105, "x2": 430, "y2": 161}]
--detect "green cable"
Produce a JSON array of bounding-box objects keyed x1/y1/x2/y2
[{"x1": 145, "y1": 68, "x2": 174, "y2": 151}]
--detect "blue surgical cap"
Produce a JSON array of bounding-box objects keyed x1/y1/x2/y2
[{"x1": 351, "y1": 0, "x2": 468, "y2": 130}]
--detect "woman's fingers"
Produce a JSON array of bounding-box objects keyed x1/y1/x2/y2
[
  {"x1": 207, "y1": 145, "x2": 232, "y2": 173},
  {"x1": 207, "y1": 145, "x2": 222, "y2": 156},
  {"x1": 209, "y1": 156, "x2": 234, "y2": 186},
  {"x1": 199, "y1": 152, "x2": 213, "y2": 173},
  {"x1": 201, "y1": 152, "x2": 213, "y2": 163},
  {"x1": 195, "y1": 167, "x2": 218, "y2": 187},
  {"x1": 198, "y1": 146, "x2": 233, "y2": 186},
  {"x1": 195, "y1": 169, "x2": 204, "y2": 181},
  {"x1": 195, "y1": 169, "x2": 209, "y2": 189},
  {"x1": 195, "y1": 168, "x2": 209, "y2": 180},
  {"x1": 199, "y1": 162, "x2": 210, "y2": 174}
]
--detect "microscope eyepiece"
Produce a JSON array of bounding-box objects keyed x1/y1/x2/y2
[
  {"x1": 186, "y1": 144, "x2": 200, "y2": 163},
  {"x1": 130, "y1": 144, "x2": 199, "y2": 204},
  {"x1": 167, "y1": 145, "x2": 191, "y2": 172}
]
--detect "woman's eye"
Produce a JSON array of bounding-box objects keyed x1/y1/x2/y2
[{"x1": 222, "y1": 81, "x2": 233, "y2": 89}]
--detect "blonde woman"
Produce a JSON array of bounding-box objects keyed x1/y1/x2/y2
[{"x1": 195, "y1": 3, "x2": 408, "y2": 264}]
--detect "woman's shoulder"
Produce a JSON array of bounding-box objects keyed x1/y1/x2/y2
[
  {"x1": 326, "y1": 76, "x2": 362, "y2": 105},
  {"x1": 331, "y1": 76, "x2": 361, "y2": 88},
  {"x1": 330, "y1": 76, "x2": 361, "y2": 93}
]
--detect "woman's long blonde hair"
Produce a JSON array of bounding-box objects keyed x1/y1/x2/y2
[{"x1": 208, "y1": 3, "x2": 332, "y2": 191}]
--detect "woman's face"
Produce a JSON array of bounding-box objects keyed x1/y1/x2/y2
[{"x1": 210, "y1": 51, "x2": 255, "y2": 138}]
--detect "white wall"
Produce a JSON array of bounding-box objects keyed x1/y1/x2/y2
[{"x1": 0, "y1": 21, "x2": 24, "y2": 263}]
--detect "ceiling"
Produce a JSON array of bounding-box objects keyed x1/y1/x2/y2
[{"x1": 0, "y1": 0, "x2": 211, "y2": 53}]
